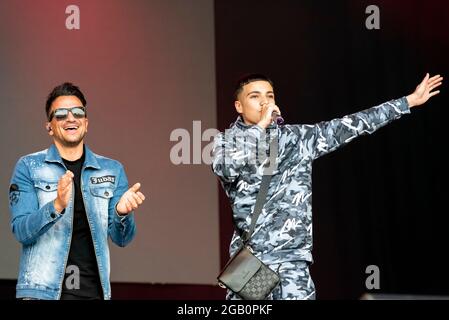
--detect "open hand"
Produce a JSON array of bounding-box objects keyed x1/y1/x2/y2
[
  {"x1": 407, "y1": 73, "x2": 443, "y2": 108},
  {"x1": 116, "y1": 182, "x2": 146, "y2": 215}
]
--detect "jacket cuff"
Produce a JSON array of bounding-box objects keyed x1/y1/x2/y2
[
  {"x1": 398, "y1": 97, "x2": 411, "y2": 114},
  {"x1": 46, "y1": 201, "x2": 64, "y2": 222},
  {"x1": 115, "y1": 203, "x2": 132, "y2": 222}
]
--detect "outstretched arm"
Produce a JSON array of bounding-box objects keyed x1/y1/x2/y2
[{"x1": 306, "y1": 73, "x2": 442, "y2": 160}]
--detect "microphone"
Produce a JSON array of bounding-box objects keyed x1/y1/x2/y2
[{"x1": 272, "y1": 111, "x2": 284, "y2": 125}]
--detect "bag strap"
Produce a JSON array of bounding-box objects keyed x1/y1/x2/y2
[{"x1": 239, "y1": 135, "x2": 278, "y2": 245}]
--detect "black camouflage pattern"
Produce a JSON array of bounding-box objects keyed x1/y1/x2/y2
[{"x1": 213, "y1": 97, "x2": 410, "y2": 267}]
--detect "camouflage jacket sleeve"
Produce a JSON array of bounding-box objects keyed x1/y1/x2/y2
[
  {"x1": 212, "y1": 125, "x2": 268, "y2": 183},
  {"x1": 308, "y1": 97, "x2": 410, "y2": 159}
]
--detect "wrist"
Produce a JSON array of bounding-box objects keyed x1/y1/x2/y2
[
  {"x1": 54, "y1": 199, "x2": 65, "y2": 214},
  {"x1": 115, "y1": 203, "x2": 128, "y2": 217},
  {"x1": 406, "y1": 94, "x2": 417, "y2": 108}
]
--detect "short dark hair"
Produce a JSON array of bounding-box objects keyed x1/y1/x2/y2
[
  {"x1": 45, "y1": 82, "x2": 87, "y2": 120},
  {"x1": 233, "y1": 73, "x2": 274, "y2": 100}
]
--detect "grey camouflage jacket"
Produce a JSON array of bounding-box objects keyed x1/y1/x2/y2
[{"x1": 212, "y1": 97, "x2": 410, "y2": 265}]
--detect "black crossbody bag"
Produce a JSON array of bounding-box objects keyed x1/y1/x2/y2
[{"x1": 217, "y1": 138, "x2": 280, "y2": 300}]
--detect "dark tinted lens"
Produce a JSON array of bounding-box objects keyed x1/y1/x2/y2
[
  {"x1": 71, "y1": 107, "x2": 86, "y2": 118},
  {"x1": 54, "y1": 109, "x2": 69, "y2": 120}
]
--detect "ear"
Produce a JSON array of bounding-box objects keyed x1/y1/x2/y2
[
  {"x1": 234, "y1": 100, "x2": 243, "y2": 114},
  {"x1": 85, "y1": 117, "x2": 88, "y2": 132},
  {"x1": 46, "y1": 123, "x2": 53, "y2": 135}
]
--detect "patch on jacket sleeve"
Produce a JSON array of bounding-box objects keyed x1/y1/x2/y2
[
  {"x1": 9, "y1": 183, "x2": 20, "y2": 206},
  {"x1": 90, "y1": 175, "x2": 116, "y2": 184}
]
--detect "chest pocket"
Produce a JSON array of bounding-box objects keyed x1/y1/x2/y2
[
  {"x1": 90, "y1": 187, "x2": 114, "y2": 199},
  {"x1": 35, "y1": 181, "x2": 58, "y2": 191},
  {"x1": 34, "y1": 181, "x2": 58, "y2": 207},
  {"x1": 89, "y1": 186, "x2": 114, "y2": 229}
]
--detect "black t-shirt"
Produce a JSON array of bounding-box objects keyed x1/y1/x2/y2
[{"x1": 60, "y1": 150, "x2": 103, "y2": 300}]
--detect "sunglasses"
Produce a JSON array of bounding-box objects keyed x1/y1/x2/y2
[{"x1": 48, "y1": 106, "x2": 87, "y2": 121}]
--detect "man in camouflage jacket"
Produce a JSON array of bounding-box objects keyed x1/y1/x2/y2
[{"x1": 212, "y1": 73, "x2": 442, "y2": 300}]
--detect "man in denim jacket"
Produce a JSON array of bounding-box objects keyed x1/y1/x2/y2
[
  {"x1": 212, "y1": 73, "x2": 442, "y2": 300},
  {"x1": 8, "y1": 83, "x2": 145, "y2": 300}
]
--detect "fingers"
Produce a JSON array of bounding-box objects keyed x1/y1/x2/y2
[
  {"x1": 129, "y1": 190, "x2": 146, "y2": 207},
  {"x1": 130, "y1": 182, "x2": 141, "y2": 192},
  {"x1": 257, "y1": 102, "x2": 282, "y2": 129},
  {"x1": 418, "y1": 73, "x2": 429, "y2": 87},
  {"x1": 263, "y1": 103, "x2": 281, "y2": 116},
  {"x1": 258, "y1": 103, "x2": 272, "y2": 124},
  {"x1": 120, "y1": 188, "x2": 146, "y2": 213},
  {"x1": 428, "y1": 74, "x2": 442, "y2": 82},
  {"x1": 127, "y1": 195, "x2": 138, "y2": 209},
  {"x1": 136, "y1": 191, "x2": 146, "y2": 201},
  {"x1": 124, "y1": 198, "x2": 133, "y2": 212},
  {"x1": 426, "y1": 74, "x2": 443, "y2": 90},
  {"x1": 259, "y1": 102, "x2": 270, "y2": 114},
  {"x1": 425, "y1": 73, "x2": 443, "y2": 94},
  {"x1": 429, "y1": 81, "x2": 443, "y2": 91},
  {"x1": 59, "y1": 170, "x2": 74, "y2": 189},
  {"x1": 429, "y1": 90, "x2": 440, "y2": 98},
  {"x1": 428, "y1": 77, "x2": 443, "y2": 88},
  {"x1": 55, "y1": 171, "x2": 73, "y2": 210},
  {"x1": 272, "y1": 104, "x2": 281, "y2": 115},
  {"x1": 62, "y1": 170, "x2": 73, "y2": 181},
  {"x1": 129, "y1": 183, "x2": 145, "y2": 208},
  {"x1": 264, "y1": 103, "x2": 274, "y2": 114},
  {"x1": 131, "y1": 192, "x2": 143, "y2": 205}
]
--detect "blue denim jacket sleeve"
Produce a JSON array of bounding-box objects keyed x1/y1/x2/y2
[
  {"x1": 9, "y1": 157, "x2": 63, "y2": 245},
  {"x1": 108, "y1": 164, "x2": 136, "y2": 247}
]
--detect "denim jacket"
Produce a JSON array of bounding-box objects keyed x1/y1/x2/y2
[{"x1": 8, "y1": 144, "x2": 136, "y2": 300}]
